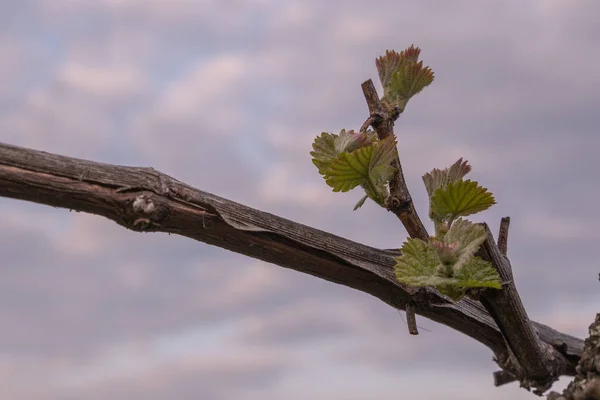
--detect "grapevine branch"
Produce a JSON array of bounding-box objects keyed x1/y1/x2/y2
[{"x1": 0, "y1": 142, "x2": 582, "y2": 393}]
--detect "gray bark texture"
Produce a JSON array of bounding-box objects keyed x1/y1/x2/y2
[{"x1": 0, "y1": 141, "x2": 588, "y2": 396}]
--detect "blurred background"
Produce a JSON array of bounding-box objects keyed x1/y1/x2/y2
[{"x1": 1, "y1": 1, "x2": 599, "y2": 399}]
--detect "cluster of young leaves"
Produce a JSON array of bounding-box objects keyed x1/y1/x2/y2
[
  {"x1": 376, "y1": 45, "x2": 435, "y2": 114},
  {"x1": 310, "y1": 46, "x2": 434, "y2": 211},
  {"x1": 311, "y1": 129, "x2": 397, "y2": 210},
  {"x1": 394, "y1": 159, "x2": 501, "y2": 300},
  {"x1": 309, "y1": 45, "x2": 501, "y2": 301}
]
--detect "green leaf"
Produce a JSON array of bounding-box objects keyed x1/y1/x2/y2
[
  {"x1": 353, "y1": 194, "x2": 369, "y2": 211},
  {"x1": 394, "y1": 236, "x2": 502, "y2": 302},
  {"x1": 324, "y1": 136, "x2": 397, "y2": 194},
  {"x1": 369, "y1": 135, "x2": 397, "y2": 170},
  {"x1": 444, "y1": 218, "x2": 488, "y2": 270},
  {"x1": 311, "y1": 132, "x2": 397, "y2": 208},
  {"x1": 370, "y1": 164, "x2": 396, "y2": 184},
  {"x1": 429, "y1": 237, "x2": 460, "y2": 265},
  {"x1": 394, "y1": 238, "x2": 442, "y2": 284},
  {"x1": 325, "y1": 148, "x2": 372, "y2": 192},
  {"x1": 376, "y1": 49, "x2": 407, "y2": 91},
  {"x1": 310, "y1": 130, "x2": 377, "y2": 177},
  {"x1": 311, "y1": 132, "x2": 338, "y2": 176},
  {"x1": 335, "y1": 129, "x2": 377, "y2": 154},
  {"x1": 376, "y1": 45, "x2": 434, "y2": 113},
  {"x1": 454, "y1": 257, "x2": 502, "y2": 291},
  {"x1": 431, "y1": 179, "x2": 496, "y2": 219},
  {"x1": 422, "y1": 158, "x2": 472, "y2": 198},
  {"x1": 436, "y1": 284, "x2": 467, "y2": 301},
  {"x1": 376, "y1": 45, "x2": 422, "y2": 93},
  {"x1": 385, "y1": 60, "x2": 434, "y2": 112}
]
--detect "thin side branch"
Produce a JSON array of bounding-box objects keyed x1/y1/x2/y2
[
  {"x1": 405, "y1": 301, "x2": 419, "y2": 335},
  {"x1": 0, "y1": 142, "x2": 583, "y2": 387},
  {"x1": 360, "y1": 79, "x2": 429, "y2": 242},
  {"x1": 498, "y1": 216, "x2": 511, "y2": 255}
]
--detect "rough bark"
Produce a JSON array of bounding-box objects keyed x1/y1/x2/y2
[{"x1": 0, "y1": 141, "x2": 584, "y2": 392}]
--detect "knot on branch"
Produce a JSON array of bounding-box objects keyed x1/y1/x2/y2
[
  {"x1": 384, "y1": 195, "x2": 411, "y2": 212},
  {"x1": 124, "y1": 193, "x2": 169, "y2": 231},
  {"x1": 133, "y1": 195, "x2": 156, "y2": 214}
]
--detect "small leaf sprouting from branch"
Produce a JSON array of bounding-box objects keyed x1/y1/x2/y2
[
  {"x1": 422, "y1": 158, "x2": 472, "y2": 198},
  {"x1": 311, "y1": 129, "x2": 377, "y2": 177},
  {"x1": 444, "y1": 218, "x2": 488, "y2": 270},
  {"x1": 395, "y1": 220, "x2": 501, "y2": 301},
  {"x1": 431, "y1": 179, "x2": 496, "y2": 220},
  {"x1": 335, "y1": 129, "x2": 378, "y2": 154},
  {"x1": 311, "y1": 132, "x2": 397, "y2": 208},
  {"x1": 325, "y1": 136, "x2": 397, "y2": 196},
  {"x1": 311, "y1": 132, "x2": 338, "y2": 176},
  {"x1": 353, "y1": 194, "x2": 369, "y2": 211},
  {"x1": 376, "y1": 45, "x2": 434, "y2": 113}
]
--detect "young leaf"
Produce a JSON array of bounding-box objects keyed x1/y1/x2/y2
[
  {"x1": 325, "y1": 147, "x2": 372, "y2": 192},
  {"x1": 369, "y1": 135, "x2": 397, "y2": 170},
  {"x1": 376, "y1": 45, "x2": 434, "y2": 113},
  {"x1": 454, "y1": 257, "x2": 502, "y2": 291},
  {"x1": 395, "y1": 241, "x2": 464, "y2": 299},
  {"x1": 431, "y1": 179, "x2": 496, "y2": 219},
  {"x1": 370, "y1": 163, "x2": 396, "y2": 185},
  {"x1": 324, "y1": 136, "x2": 397, "y2": 194},
  {"x1": 394, "y1": 238, "x2": 442, "y2": 283},
  {"x1": 353, "y1": 194, "x2": 369, "y2": 211},
  {"x1": 430, "y1": 237, "x2": 460, "y2": 265},
  {"x1": 335, "y1": 129, "x2": 377, "y2": 154},
  {"x1": 422, "y1": 158, "x2": 472, "y2": 198},
  {"x1": 311, "y1": 132, "x2": 338, "y2": 176},
  {"x1": 311, "y1": 130, "x2": 377, "y2": 177},
  {"x1": 376, "y1": 45, "x2": 422, "y2": 95},
  {"x1": 376, "y1": 49, "x2": 406, "y2": 92},
  {"x1": 386, "y1": 60, "x2": 434, "y2": 112},
  {"x1": 394, "y1": 236, "x2": 502, "y2": 302},
  {"x1": 444, "y1": 218, "x2": 488, "y2": 270}
]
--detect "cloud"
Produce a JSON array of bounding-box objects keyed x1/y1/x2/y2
[
  {"x1": 58, "y1": 62, "x2": 147, "y2": 99},
  {"x1": 1, "y1": 0, "x2": 599, "y2": 399}
]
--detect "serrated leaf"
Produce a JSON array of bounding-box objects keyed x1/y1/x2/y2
[
  {"x1": 370, "y1": 164, "x2": 396, "y2": 184},
  {"x1": 310, "y1": 130, "x2": 377, "y2": 177},
  {"x1": 431, "y1": 179, "x2": 496, "y2": 219},
  {"x1": 353, "y1": 194, "x2": 369, "y2": 211},
  {"x1": 454, "y1": 257, "x2": 502, "y2": 290},
  {"x1": 376, "y1": 50, "x2": 405, "y2": 91},
  {"x1": 436, "y1": 284, "x2": 467, "y2": 301},
  {"x1": 369, "y1": 135, "x2": 397, "y2": 169},
  {"x1": 385, "y1": 61, "x2": 434, "y2": 112},
  {"x1": 360, "y1": 181, "x2": 388, "y2": 207},
  {"x1": 376, "y1": 45, "x2": 422, "y2": 94},
  {"x1": 394, "y1": 238, "x2": 442, "y2": 283},
  {"x1": 444, "y1": 218, "x2": 488, "y2": 269},
  {"x1": 422, "y1": 158, "x2": 472, "y2": 198},
  {"x1": 335, "y1": 129, "x2": 377, "y2": 154},
  {"x1": 324, "y1": 136, "x2": 397, "y2": 193},
  {"x1": 376, "y1": 45, "x2": 434, "y2": 113},
  {"x1": 311, "y1": 132, "x2": 338, "y2": 176},
  {"x1": 325, "y1": 147, "x2": 372, "y2": 192},
  {"x1": 394, "y1": 236, "x2": 502, "y2": 302}
]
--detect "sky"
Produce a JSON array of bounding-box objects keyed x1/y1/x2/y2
[{"x1": 1, "y1": 0, "x2": 599, "y2": 399}]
